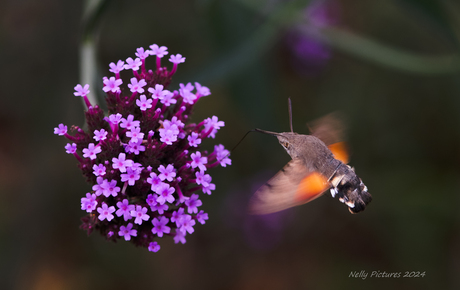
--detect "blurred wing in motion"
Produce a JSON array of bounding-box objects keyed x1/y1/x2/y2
[
  {"x1": 309, "y1": 112, "x2": 349, "y2": 164},
  {"x1": 249, "y1": 159, "x2": 329, "y2": 215},
  {"x1": 327, "y1": 141, "x2": 349, "y2": 164}
]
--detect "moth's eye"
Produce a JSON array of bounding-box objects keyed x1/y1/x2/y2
[{"x1": 282, "y1": 142, "x2": 289, "y2": 148}]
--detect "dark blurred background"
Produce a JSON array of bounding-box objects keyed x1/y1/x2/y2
[{"x1": 1, "y1": 0, "x2": 460, "y2": 289}]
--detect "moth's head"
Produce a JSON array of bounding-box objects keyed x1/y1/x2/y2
[
  {"x1": 276, "y1": 132, "x2": 304, "y2": 159},
  {"x1": 254, "y1": 129, "x2": 306, "y2": 159}
]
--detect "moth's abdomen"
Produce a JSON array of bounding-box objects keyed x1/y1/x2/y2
[{"x1": 330, "y1": 165, "x2": 371, "y2": 213}]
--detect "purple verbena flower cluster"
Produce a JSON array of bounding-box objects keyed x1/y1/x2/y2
[{"x1": 54, "y1": 44, "x2": 231, "y2": 252}]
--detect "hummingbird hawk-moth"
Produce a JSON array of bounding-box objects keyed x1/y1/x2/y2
[{"x1": 249, "y1": 99, "x2": 372, "y2": 215}]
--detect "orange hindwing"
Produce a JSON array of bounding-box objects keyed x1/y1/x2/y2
[
  {"x1": 328, "y1": 142, "x2": 349, "y2": 164},
  {"x1": 294, "y1": 172, "x2": 328, "y2": 203}
]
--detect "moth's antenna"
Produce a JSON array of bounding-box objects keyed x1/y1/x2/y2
[{"x1": 288, "y1": 98, "x2": 293, "y2": 133}]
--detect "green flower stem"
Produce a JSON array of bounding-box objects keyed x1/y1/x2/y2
[
  {"x1": 79, "y1": 0, "x2": 111, "y2": 108},
  {"x1": 319, "y1": 26, "x2": 460, "y2": 74}
]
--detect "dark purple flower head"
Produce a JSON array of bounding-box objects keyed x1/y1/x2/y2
[{"x1": 54, "y1": 44, "x2": 231, "y2": 252}]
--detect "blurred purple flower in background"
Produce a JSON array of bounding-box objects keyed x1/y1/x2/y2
[
  {"x1": 286, "y1": 0, "x2": 340, "y2": 74},
  {"x1": 224, "y1": 172, "x2": 295, "y2": 251},
  {"x1": 54, "y1": 44, "x2": 231, "y2": 252}
]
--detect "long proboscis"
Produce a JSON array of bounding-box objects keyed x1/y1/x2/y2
[
  {"x1": 230, "y1": 98, "x2": 291, "y2": 154},
  {"x1": 228, "y1": 129, "x2": 256, "y2": 154},
  {"x1": 254, "y1": 128, "x2": 282, "y2": 136},
  {"x1": 226, "y1": 128, "x2": 281, "y2": 158}
]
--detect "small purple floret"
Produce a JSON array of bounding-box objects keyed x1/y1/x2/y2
[
  {"x1": 148, "y1": 241, "x2": 161, "y2": 252},
  {"x1": 97, "y1": 203, "x2": 115, "y2": 221},
  {"x1": 119, "y1": 223, "x2": 137, "y2": 241},
  {"x1": 151, "y1": 216, "x2": 171, "y2": 237}
]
